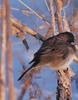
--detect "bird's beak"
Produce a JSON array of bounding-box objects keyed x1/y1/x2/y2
[
  {"x1": 71, "y1": 42, "x2": 78, "y2": 51},
  {"x1": 74, "y1": 45, "x2": 78, "y2": 63},
  {"x1": 75, "y1": 45, "x2": 78, "y2": 51}
]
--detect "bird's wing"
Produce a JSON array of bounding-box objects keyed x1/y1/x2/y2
[
  {"x1": 41, "y1": 42, "x2": 69, "y2": 60},
  {"x1": 18, "y1": 61, "x2": 39, "y2": 81},
  {"x1": 34, "y1": 36, "x2": 57, "y2": 55},
  {"x1": 51, "y1": 43, "x2": 69, "y2": 59},
  {"x1": 29, "y1": 36, "x2": 57, "y2": 64},
  {"x1": 18, "y1": 42, "x2": 69, "y2": 81},
  {"x1": 18, "y1": 36, "x2": 58, "y2": 81}
]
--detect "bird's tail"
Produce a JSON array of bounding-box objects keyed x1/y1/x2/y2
[{"x1": 18, "y1": 62, "x2": 37, "y2": 81}]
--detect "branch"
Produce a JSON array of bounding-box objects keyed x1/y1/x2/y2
[
  {"x1": 0, "y1": 1, "x2": 6, "y2": 100},
  {"x1": 56, "y1": 69, "x2": 72, "y2": 100},
  {"x1": 55, "y1": 0, "x2": 75, "y2": 99},
  {"x1": 0, "y1": 0, "x2": 15, "y2": 100},
  {"x1": 18, "y1": 0, "x2": 50, "y2": 26},
  {"x1": 44, "y1": 0, "x2": 50, "y2": 12},
  {"x1": 0, "y1": 8, "x2": 44, "y2": 41},
  {"x1": 56, "y1": 0, "x2": 63, "y2": 32},
  {"x1": 18, "y1": 77, "x2": 32, "y2": 100},
  {"x1": 18, "y1": 68, "x2": 41, "y2": 100},
  {"x1": 50, "y1": 0, "x2": 56, "y2": 34}
]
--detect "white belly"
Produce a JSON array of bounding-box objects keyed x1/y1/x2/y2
[{"x1": 56, "y1": 54, "x2": 75, "y2": 70}]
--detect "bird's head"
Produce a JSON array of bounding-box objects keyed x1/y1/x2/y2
[{"x1": 57, "y1": 32, "x2": 75, "y2": 43}]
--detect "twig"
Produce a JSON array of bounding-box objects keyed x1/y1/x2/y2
[
  {"x1": 44, "y1": 0, "x2": 50, "y2": 12},
  {"x1": 0, "y1": 1, "x2": 6, "y2": 99},
  {"x1": 0, "y1": 0, "x2": 15, "y2": 100},
  {"x1": 0, "y1": 8, "x2": 44, "y2": 41},
  {"x1": 44, "y1": 0, "x2": 56, "y2": 39},
  {"x1": 63, "y1": 0, "x2": 71, "y2": 9},
  {"x1": 18, "y1": 0, "x2": 50, "y2": 26},
  {"x1": 18, "y1": 77, "x2": 32, "y2": 100},
  {"x1": 50, "y1": 0, "x2": 56, "y2": 34},
  {"x1": 56, "y1": 0, "x2": 63, "y2": 32},
  {"x1": 56, "y1": 69, "x2": 72, "y2": 100},
  {"x1": 62, "y1": 10, "x2": 70, "y2": 32},
  {"x1": 18, "y1": 68, "x2": 40, "y2": 100},
  {"x1": 4, "y1": 0, "x2": 15, "y2": 99}
]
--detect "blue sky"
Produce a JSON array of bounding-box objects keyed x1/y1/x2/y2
[{"x1": 1, "y1": 0, "x2": 78, "y2": 100}]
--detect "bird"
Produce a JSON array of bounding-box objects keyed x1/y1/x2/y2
[{"x1": 18, "y1": 32, "x2": 77, "y2": 81}]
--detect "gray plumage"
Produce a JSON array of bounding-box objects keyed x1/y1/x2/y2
[{"x1": 18, "y1": 32, "x2": 76, "y2": 81}]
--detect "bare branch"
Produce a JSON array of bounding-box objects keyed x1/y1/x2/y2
[
  {"x1": 0, "y1": 1, "x2": 6, "y2": 99},
  {"x1": 56, "y1": 69, "x2": 72, "y2": 100},
  {"x1": 18, "y1": 0, "x2": 50, "y2": 26},
  {"x1": 50, "y1": 0, "x2": 56, "y2": 35},
  {"x1": 55, "y1": 0, "x2": 75, "y2": 99},
  {"x1": 44, "y1": 0, "x2": 50, "y2": 12},
  {"x1": 18, "y1": 77, "x2": 32, "y2": 100},
  {"x1": 0, "y1": 0, "x2": 15, "y2": 100},
  {"x1": 56, "y1": 0, "x2": 63, "y2": 32}
]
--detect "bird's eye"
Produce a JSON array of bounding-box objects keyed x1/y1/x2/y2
[{"x1": 52, "y1": 48, "x2": 55, "y2": 51}]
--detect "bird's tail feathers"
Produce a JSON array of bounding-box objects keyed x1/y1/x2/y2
[
  {"x1": 18, "y1": 62, "x2": 37, "y2": 81},
  {"x1": 29, "y1": 58, "x2": 35, "y2": 64}
]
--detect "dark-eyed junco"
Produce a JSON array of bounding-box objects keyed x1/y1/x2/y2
[{"x1": 18, "y1": 32, "x2": 77, "y2": 81}]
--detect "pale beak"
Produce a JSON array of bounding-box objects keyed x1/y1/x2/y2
[
  {"x1": 74, "y1": 45, "x2": 78, "y2": 63},
  {"x1": 75, "y1": 45, "x2": 78, "y2": 51}
]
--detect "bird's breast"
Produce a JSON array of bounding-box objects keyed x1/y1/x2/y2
[{"x1": 50, "y1": 52, "x2": 75, "y2": 70}]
